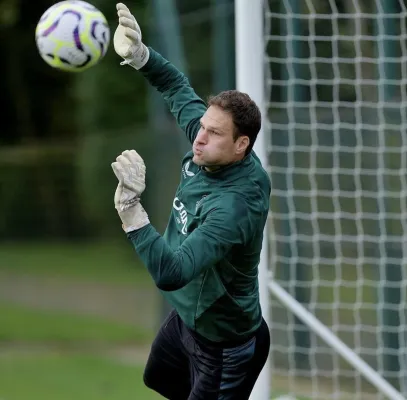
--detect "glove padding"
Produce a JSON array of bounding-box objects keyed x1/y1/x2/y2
[
  {"x1": 113, "y1": 3, "x2": 150, "y2": 69},
  {"x1": 112, "y1": 150, "x2": 150, "y2": 232}
]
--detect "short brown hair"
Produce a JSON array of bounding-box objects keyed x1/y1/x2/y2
[{"x1": 207, "y1": 90, "x2": 261, "y2": 155}]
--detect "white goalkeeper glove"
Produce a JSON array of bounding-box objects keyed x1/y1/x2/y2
[
  {"x1": 113, "y1": 3, "x2": 150, "y2": 70},
  {"x1": 111, "y1": 150, "x2": 150, "y2": 233}
]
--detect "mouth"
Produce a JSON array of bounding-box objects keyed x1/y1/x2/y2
[{"x1": 193, "y1": 148, "x2": 203, "y2": 155}]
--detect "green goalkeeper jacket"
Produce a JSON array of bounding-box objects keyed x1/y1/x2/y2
[{"x1": 127, "y1": 48, "x2": 271, "y2": 343}]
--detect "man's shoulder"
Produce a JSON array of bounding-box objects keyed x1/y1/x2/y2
[
  {"x1": 249, "y1": 151, "x2": 271, "y2": 185},
  {"x1": 234, "y1": 153, "x2": 271, "y2": 199}
]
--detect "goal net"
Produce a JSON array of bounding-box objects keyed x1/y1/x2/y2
[{"x1": 262, "y1": 0, "x2": 407, "y2": 399}]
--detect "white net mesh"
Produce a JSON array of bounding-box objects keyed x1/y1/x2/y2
[{"x1": 264, "y1": 0, "x2": 407, "y2": 399}]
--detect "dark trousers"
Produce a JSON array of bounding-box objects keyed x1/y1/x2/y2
[{"x1": 143, "y1": 309, "x2": 270, "y2": 400}]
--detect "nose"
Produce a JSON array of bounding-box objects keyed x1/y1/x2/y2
[{"x1": 195, "y1": 128, "x2": 208, "y2": 144}]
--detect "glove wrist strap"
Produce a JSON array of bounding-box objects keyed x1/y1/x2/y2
[
  {"x1": 118, "y1": 202, "x2": 150, "y2": 232},
  {"x1": 120, "y1": 44, "x2": 150, "y2": 70}
]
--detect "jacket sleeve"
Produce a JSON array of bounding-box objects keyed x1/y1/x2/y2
[
  {"x1": 127, "y1": 195, "x2": 253, "y2": 291},
  {"x1": 139, "y1": 47, "x2": 207, "y2": 144}
]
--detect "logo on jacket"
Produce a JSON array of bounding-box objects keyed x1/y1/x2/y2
[
  {"x1": 173, "y1": 197, "x2": 188, "y2": 235},
  {"x1": 182, "y1": 161, "x2": 195, "y2": 178}
]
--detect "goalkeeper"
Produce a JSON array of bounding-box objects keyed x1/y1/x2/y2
[{"x1": 112, "y1": 3, "x2": 271, "y2": 399}]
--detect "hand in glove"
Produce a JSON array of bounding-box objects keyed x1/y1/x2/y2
[
  {"x1": 113, "y1": 3, "x2": 150, "y2": 69},
  {"x1": 112, "y1": 150, "x2": 150, "y2": 233}
]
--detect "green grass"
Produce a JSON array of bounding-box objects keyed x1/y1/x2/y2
[
  {"x1": 0, "y1": 242, "x2": 159, "y2": 400},
  {"x1": 0, "y1": 302, "x2": 153, "y2": 344},
  {"x1": 0, "y1": 353, "x2": 163, "y2": 400},
  {"x1": 0, "y1": 240, "x2": 153, "y2": 285}
]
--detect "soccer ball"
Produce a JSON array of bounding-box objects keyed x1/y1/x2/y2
[{"x1": 35, "y1": 1, "x2": 110, "y2": 72}]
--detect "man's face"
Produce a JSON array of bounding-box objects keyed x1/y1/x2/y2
[{"x1": 192, "y1": 106, "x2": 249, "y2": 169}]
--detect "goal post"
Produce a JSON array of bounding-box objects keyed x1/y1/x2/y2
[
  {"x1": 235, "y1": 1, "x2": 271, "y2": 399},
  {"x1": 236, "y1": 0, "x2": 407, "y2": 399}
]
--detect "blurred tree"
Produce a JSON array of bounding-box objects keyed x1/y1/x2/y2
[
  {"x1": 0, "y1": 0, "x2": 77, "y2": 145},
  {"x1": 176, "y1": 0, "x2": 213, "y2": 98},
  {"x1": 0, "y1": 0, "x2": 84, "y2": 240}
]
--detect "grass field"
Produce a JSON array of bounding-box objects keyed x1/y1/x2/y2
[
  {"x1": 0, "y1": 302, "x2": 153, "y2": 344},
  {"x1": 0, "y1": 353, "x2": 162, "y2": 400},
  {"x1": 0, "y1": 299, "x2": 161, "y2": 400},
  {"x1": 0, "y1": 241, "x2": 164, "y2": 400},
  {"x1": 0, "y1": 240, "x2": 151, "y2": 285}
]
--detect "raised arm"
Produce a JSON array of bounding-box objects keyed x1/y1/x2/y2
[
  {"x1": 140, "y1": 49, "x2": 206, "y2": 144},
  {"x1": 113, "y1": 3, "x2": 206, "y2": 144}
]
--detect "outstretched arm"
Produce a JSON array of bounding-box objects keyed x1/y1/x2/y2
[
  {"x1": 128, "y1": 194, "x2": 252, "y2": 291},
  {"x1": 113, "y1": 3, "x2": 206, "y2": 144}
]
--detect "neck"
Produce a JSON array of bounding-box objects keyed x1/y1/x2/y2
[
  {"x1": 203, "y1": 165, "x2": 222, "y2": 172},
  {"x1": 203, "y1": 156, "x2": 245, "y2": 172}
]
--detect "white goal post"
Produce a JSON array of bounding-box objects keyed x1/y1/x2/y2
[
  {"x1": 235, "y1": 0, "x2": 407, "y2": 399},
  {"x1": 235, "y1": 1, "x2": 271, "y2": 399}
]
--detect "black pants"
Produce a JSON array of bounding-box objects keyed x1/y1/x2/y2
[{"x1": 143, "y1": 309, "x2": 270, "y2": 400}]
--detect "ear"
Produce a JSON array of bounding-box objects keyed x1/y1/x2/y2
[{"x1": 236, "y1": 136, "x2": 250, "y2": 155}]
